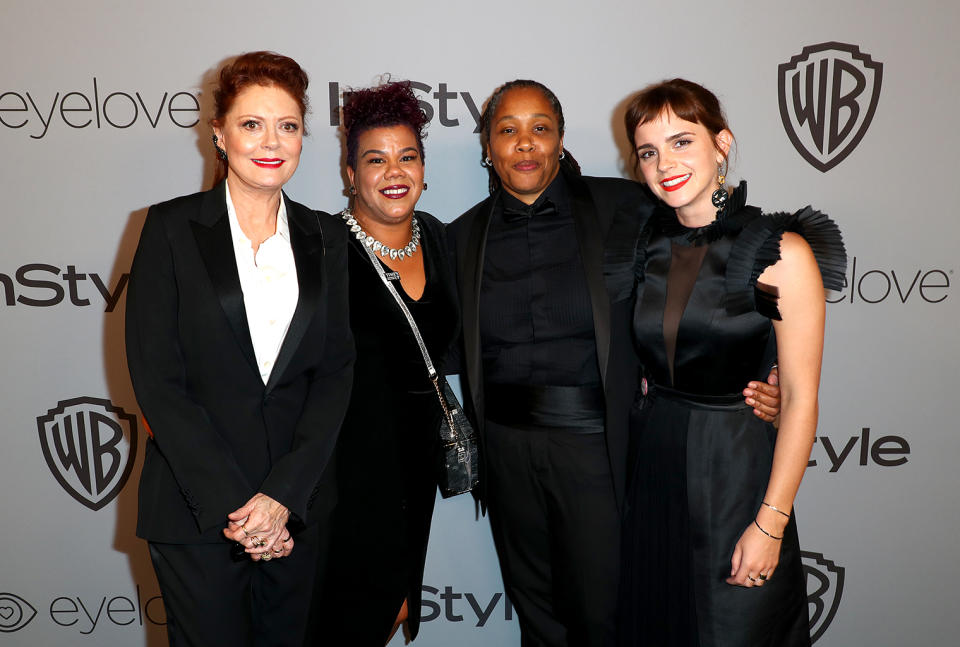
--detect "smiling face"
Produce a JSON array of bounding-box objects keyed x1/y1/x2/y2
[
  {"x1": 634, "y1": 109, "x2": 731, "y2": 223},
  {"x1": 213, "y1": 84, "x2": 303, "y2": 194},
  {"x1": 346, "y1": 125, "x2": 425, "y2": 228},
  {"x1": 486, "y1": 87, "x2": 564, "y2": 205}
]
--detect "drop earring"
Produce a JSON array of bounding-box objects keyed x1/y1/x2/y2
[
  {"x1": 212, "y1": 134, "x2": 227, "y2": 161},
  {"x1": 711, "y1": 168, "x2": 727, "y2": 214},
  {"x1": 349, "y1": 185, "x2": 357, "y2": 195},
  {"x1": 422, "y1": 182, "x2": 428, "y2": 191}
]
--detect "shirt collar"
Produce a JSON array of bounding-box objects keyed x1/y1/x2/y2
[
  {"x1": 224, "y1": 181, "x2": 290, "y2": 248},
  {"x1": 499, "y1": 168, "x2": 569, "y2": 214}
]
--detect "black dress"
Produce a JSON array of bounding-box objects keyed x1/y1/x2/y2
[
  {"x1": 618, "y1": 184, "x2": 845, "y2": 647},
  {"x1": 315, "y1": 212, "x2": 459, "y2": 645}
]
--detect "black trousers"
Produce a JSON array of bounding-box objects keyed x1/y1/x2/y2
[
  {"x1": 148, "y1": 524, "x2": 321, "y2": 647},
  {"x1": 484, "y1": 420, "x2": 620, "y2": 647}
]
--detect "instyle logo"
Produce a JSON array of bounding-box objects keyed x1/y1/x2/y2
[
  {"x1": 420, "y1": 585, "x2": 514, "y2": 627},
  {"x1": 328, "y1": 81, "x2": 483, "y2": 133},
  {"x1": 0, "y1": 593, "x2": 37, "y2": 633},
  {"x1": 808, "y1": 427, "x2": 909, "y2": 472},
  {"x1": 0, "y1": 264, "x2": 128, "y2": 312},
  {"x1": 37, "y1": 398, "x2": 138, "y2": 511},
  {"x1": 803, "y1": 551, "x2": 844, "y2": 644},
  {"x1": 0, "y1": 78, "x2": 200, "y2": 139},
  {"x1": 779, "y1": 42, "x2": 882, "y2": 172},
  {"x1": 826, "y1": 256, "x2": 950, "y2": 304}
]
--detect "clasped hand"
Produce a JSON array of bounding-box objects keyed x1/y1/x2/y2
[{"x1": 223, "y1": 493, "x2": 294, "y2": 561}]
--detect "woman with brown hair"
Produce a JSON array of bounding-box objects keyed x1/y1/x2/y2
[
  {"x1": 125, "y1": 51, "x2": 354, "y2": 646},
  {"x1": 618, "y1": 78, "x2": 846, "y2": 646}
]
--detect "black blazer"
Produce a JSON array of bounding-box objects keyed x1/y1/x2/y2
[
  {"x1": 447, "y1": 172, "x2": 652, "y2": 509},
  {"x1": 126, "y1": 182, "x2": 355, "y2": 543}
]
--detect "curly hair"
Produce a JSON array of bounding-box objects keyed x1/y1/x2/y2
[
  {"x1": 210, "y1": 51, "x2": 310, "y2": 184},
  {"x1": 342, "y1": 80, "x2": 429, "y2": 169}
]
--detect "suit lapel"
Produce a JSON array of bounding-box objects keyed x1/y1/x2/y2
[
  {"x1": 265, "y1": 200, "x2": 325, "y2": 393},
  {"x1": 568, "y1": 175, "x2": 611, "y2": 391},
  {"x1": 460, "y1": 195, "x2": 497, "y2": 422},
  {"x1": 190, "y1": 183, "x2": 259, "y2": 376}
]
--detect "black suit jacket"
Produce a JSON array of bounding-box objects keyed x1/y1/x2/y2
[
  {"x1": 126, "y1": 182, "x2": 354, "y2": 543},
  {"x1": 447, "y1": 172, "x2": 652, "y2": 509}
]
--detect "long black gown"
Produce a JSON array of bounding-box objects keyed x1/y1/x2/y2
[
  {"x1": 618, "y1": 184, "x2": 845, "y2": 647},
  {"x1": 315, "y1": 211, "x2": 459, "y2": 645}
]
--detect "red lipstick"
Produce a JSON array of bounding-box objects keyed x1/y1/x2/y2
[
  {"x1": 660, "y1": 174, "x2": 691, "y2": 192},
  {"x1": 252, "y1": 158, "x2": 284, "y2": 168}
]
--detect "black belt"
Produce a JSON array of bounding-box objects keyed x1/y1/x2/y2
[
  {"x1": 485, "y1": 383, "x2": 605, "y2": 433},
  {"x1": 648, "y1": 383, "x2": 747, "y2": 411}
]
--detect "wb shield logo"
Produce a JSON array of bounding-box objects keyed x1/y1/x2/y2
[
  {"x1": 779, "y1": 42, "x2": 882, "y2": 172},
  {"x1": 37, "y1": 397, "x2": 138, "y2": 511},
  {"x1": 802, "y1": 551, "x2": 844, "y2": 643}
]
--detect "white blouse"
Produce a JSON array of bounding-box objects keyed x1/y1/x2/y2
[{"x1": 225, "y1": 182, "x2": 299, "y2": 384}]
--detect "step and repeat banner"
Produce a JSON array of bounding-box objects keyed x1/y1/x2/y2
[{"x1": 1, "y1": 1, "x2": 956, "y2": 645}]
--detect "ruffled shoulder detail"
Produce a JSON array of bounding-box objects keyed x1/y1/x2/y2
[{"x1": 726, "y1": 206, "x2": 847, "y2": 320}]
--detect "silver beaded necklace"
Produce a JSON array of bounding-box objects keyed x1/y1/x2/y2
[{"x1": 340, "y1": 208, "x2": 421, "y2": 260}]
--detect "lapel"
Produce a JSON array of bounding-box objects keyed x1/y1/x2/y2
[
  {"x1": 460, "y1": 194, "x2": 497, "y2": 421},
  {"x1": 190, "y1": 183, "x2": 259, "y2": 376},
  {"x1": 567, "y1": 174, "x2": 611, "y2": 391},
  {"x1": 264, "y1": 199, "x2": 325, "y2": 393}
]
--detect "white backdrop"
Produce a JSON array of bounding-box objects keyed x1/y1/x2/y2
[{"x1": 1, "y1": 1, "x2": 957, "y2": 645}]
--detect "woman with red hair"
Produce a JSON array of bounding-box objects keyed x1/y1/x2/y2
[{"x1": 126, "y1": 51, "x2": 354, "y2": 647}]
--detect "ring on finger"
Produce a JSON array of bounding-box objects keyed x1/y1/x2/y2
[
  {"x1": 240, "y1": 524, "x2": 250, "y2": 537},
  {"x1": 747, "y1": 574, "x2": 757, "y2": 582},
  {"x1": 250, "y1": 536, "x2": 262, "y2": 547},
  {"x1": 273, "y1": 547, "x2": 283, "y2": 554},
  {"x1": 261, "y1": 552, "x2": 272, "y2": 562},
  {"x1": 758, "y1": 573, "x2": 768, "y2": 581}
]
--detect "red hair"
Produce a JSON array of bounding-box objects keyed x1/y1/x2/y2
[{"x1": 210, "y1": 51, "x2": 310, "y2": 184}]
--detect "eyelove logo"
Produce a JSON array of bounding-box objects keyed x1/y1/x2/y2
[
  {"x1": 0, "y1": 592, "x2": 37, "y2": 633},
  {"x1": 37, "y1": 398, "x2": 138, "y2": 511},
  {"x1": 0, "y1": 78, "x2": 200, "y2": 139},
  {"x1": 803, "y1": 552, "x2": 844, "y2": 644},
  {"x1": 779, "y1": 42, "x2": 882, "y2": 172},
  {"x1": 827, "y1": 256, "x2": 950, "y2": 305}
]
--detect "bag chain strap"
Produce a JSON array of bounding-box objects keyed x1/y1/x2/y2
[{"x1": 360, "y1": 242, "x2": 463, "y2": 442}]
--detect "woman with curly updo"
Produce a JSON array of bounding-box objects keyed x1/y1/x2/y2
[{"x1": 310, "y1": 81, "x2": 460, "y2": 645}]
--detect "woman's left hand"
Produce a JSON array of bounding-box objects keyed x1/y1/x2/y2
[
  {"x1": 725, "y1": 520, "x2": 783, "y2": 587},
  {"x1": 223, "y1": 493, "x2": 290, "y2": 555}
]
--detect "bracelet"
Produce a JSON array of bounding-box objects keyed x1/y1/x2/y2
[
  {"x1": 761, "y1": 501, "x2": 791, "y2": 518},
  {"x1": 754, "y1": 519, "x2": 783, "y2": 541}
]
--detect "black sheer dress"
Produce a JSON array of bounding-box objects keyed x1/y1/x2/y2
[
  {"x1": 618, "y1": 184, "x2": 845, "y2": 647},
  {"x1": 315, "y1": 211, "x2": 459, "y2": 645}
]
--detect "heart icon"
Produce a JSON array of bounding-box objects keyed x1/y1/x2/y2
[{"x1": 0, "y1": 605, "x2": 14, "y2": 620}]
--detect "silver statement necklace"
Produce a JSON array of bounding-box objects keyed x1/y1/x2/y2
[{"x1": 341, "y1": 208, "x2": 421, "y2": 261}]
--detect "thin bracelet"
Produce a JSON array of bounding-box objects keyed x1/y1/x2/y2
[
  {"x1": 754, "y1": 519, "x2": 783, "y2": 541},
  {"x1": 761, "y1": 501, "x2": 791, "y2": 518}
]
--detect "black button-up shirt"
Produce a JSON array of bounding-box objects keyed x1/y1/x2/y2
[{"x1": 479, "y1": 173, "x2": 601, "y2": 386}]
